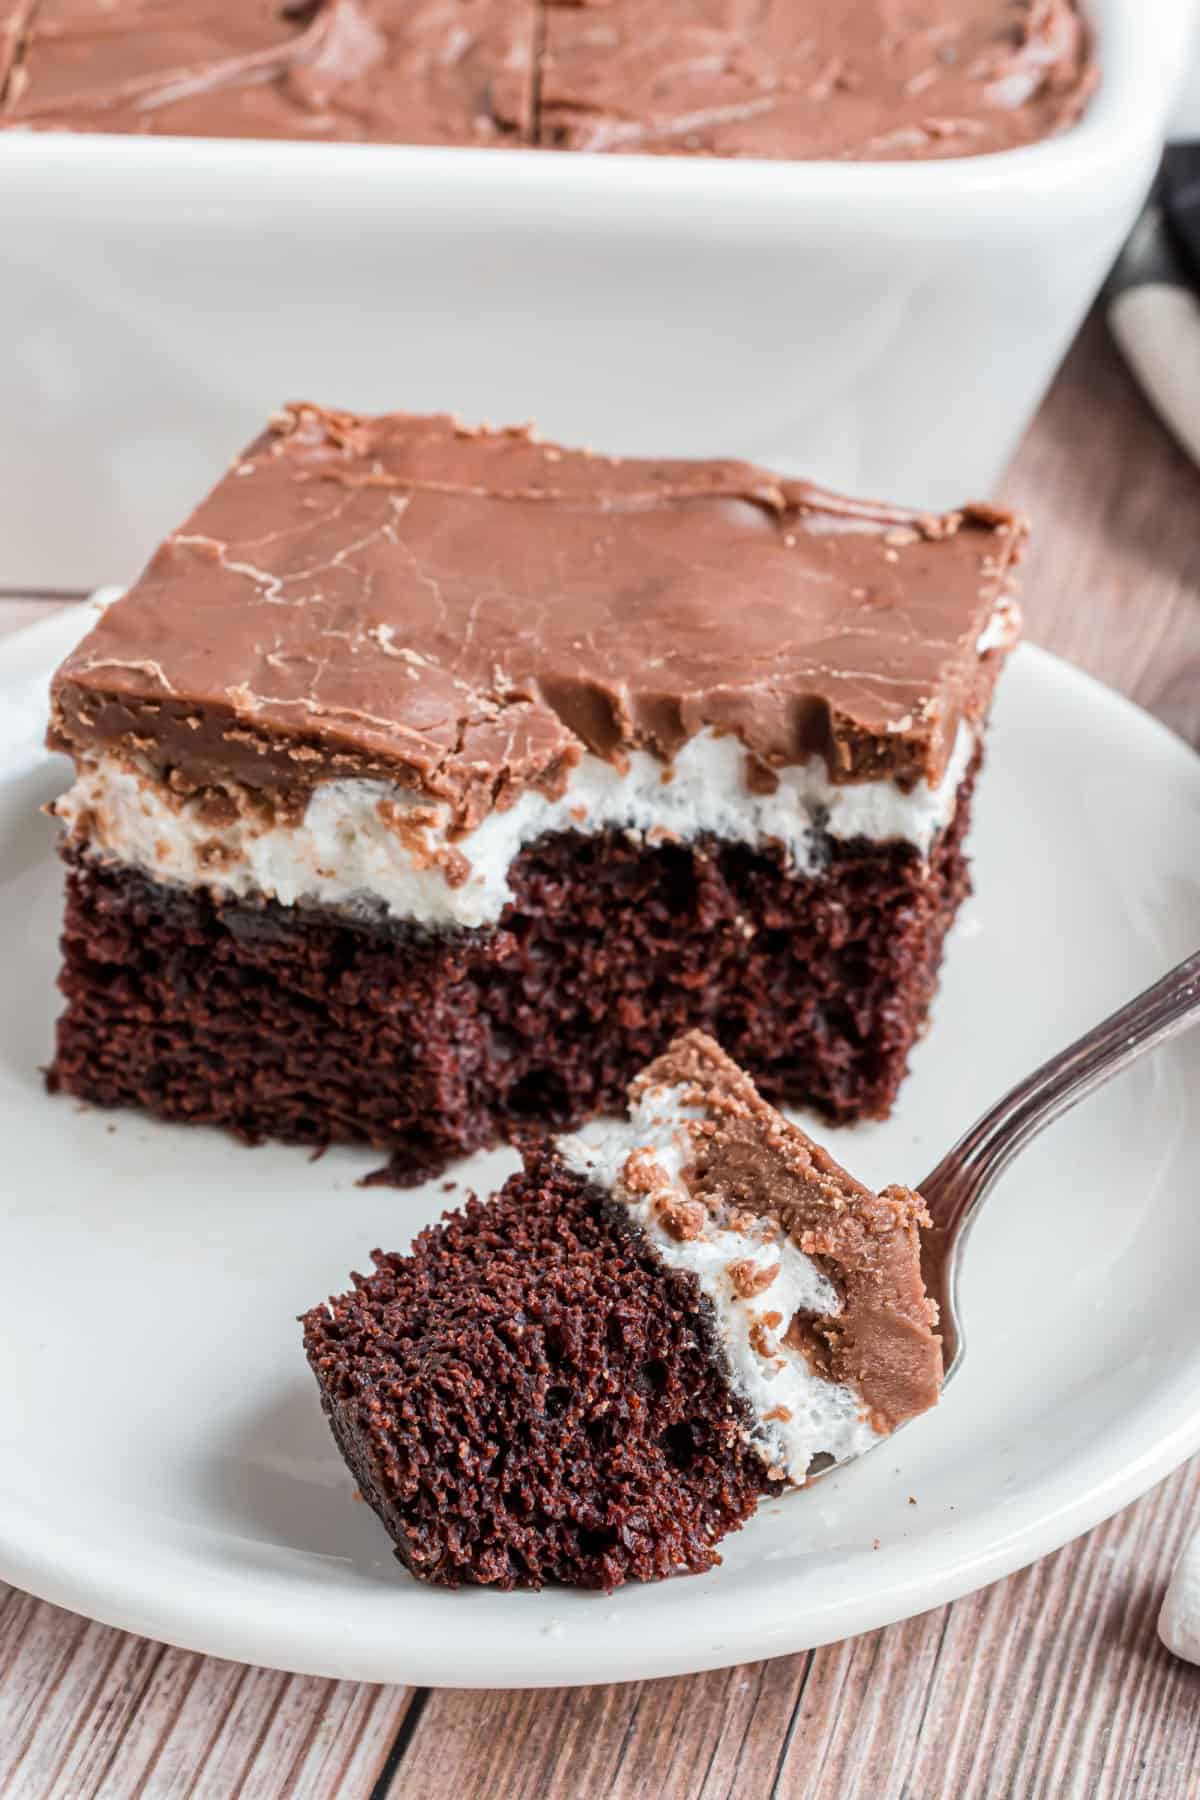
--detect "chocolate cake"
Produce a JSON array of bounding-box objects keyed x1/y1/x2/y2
[
  {"x1": 2, "y1": 0, "x2": 1095, "y2": 159},
  {"x1": 46, "y1": 402, "x2": 1022, "y2": 1171},
  {"x1": 302, "y1": 1032, "x2": 943, "y2": 1589}
]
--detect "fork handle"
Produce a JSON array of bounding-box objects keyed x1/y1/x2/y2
[{"x1": 919, "y1": 949, "x2": 1200, "y2": 1370}]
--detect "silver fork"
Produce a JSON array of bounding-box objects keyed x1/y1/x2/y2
[{"x1": 919, "y1": 950, "x2": 1200, "y2": 1382}]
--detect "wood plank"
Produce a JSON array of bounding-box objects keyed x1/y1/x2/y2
[
  {"x1": 386, "y1": 1659, "x2": 796, "y2": 1799},
  {"x1": 0, "y1": 1590, "x2": 415, "y2": 1800}
]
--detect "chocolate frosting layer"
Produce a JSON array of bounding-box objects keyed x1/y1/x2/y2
[
  {"x1": 2, "y1": 0, "x2": 535, "y2": 143},
  {"x1": 634, "y1": 1031, "x2": 942, "y2": 1431},
  {"x1": 3, "y1": 0, "x2": 1093, "y2": 157},
  {"x1": 50, "y1": 403, "x2": 1024, "y2": 827},
  {"x1": 539, "y1": 0, "x2": 1096, "y2": 160}
]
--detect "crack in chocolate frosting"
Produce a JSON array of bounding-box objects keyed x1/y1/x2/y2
[{"x1": 3, "y1": 0, "x2": 1094, "y2": 157}]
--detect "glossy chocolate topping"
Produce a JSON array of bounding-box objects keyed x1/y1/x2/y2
[
  {"x1": 635, "y1": 1031, "x2": 943, "y2": 1431},
  {"x1": 2, "y1": 0, "x2": 1093, "y2": 157},
  {"x1": 50, "y1": 403, "x2": 1024, "y2": 827},
  {"x1": 1, "y1": 0, "x2": 536, "y2": 143},
  {"x1": 539, "y1": 0, "x2": 1096, "y2": 160}
]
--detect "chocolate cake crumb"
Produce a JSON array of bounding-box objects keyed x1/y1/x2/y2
[{"x1": 302, "y1": 1151, "x2": 776, "y2": 1590}]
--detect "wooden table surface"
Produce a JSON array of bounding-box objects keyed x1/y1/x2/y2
[{"x1": 2, "y1": 313, "x2": 1198, "y2": 1800}]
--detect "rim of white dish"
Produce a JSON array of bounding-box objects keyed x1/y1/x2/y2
[
  {"x1": 0, "y1": 0, "x2": 1189, "y2": 234},
  {"x1": 0, "y1": 622, "x2": 1198, "y2": 1686}
]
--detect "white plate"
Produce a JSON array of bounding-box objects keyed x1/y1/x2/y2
[{"x1": 1, "y1": 609, "x2": 1198, "y2": 1689}]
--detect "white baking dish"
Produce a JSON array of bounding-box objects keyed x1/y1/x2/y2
[{"x1": 0, "y1": 0, "x2": 1194, "y2": 591}]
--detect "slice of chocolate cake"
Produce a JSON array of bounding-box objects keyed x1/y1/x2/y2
[
  {"x1": 46, "y1": 403, "x2": 1022, "y2": 1171},
  {"x1": 302, "y1": 1032, "x2": 942, "y2": 1590}
]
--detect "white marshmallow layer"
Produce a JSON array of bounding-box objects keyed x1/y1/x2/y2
[
  {"x1": 54, "y1": 721, "x2": 975, "y2": 930},
  {"x1": 557, "y1": 1083, "x2": 881, "y2": 1483}
]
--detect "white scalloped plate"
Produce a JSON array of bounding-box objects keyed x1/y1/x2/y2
[{"x1": 2, "y1": 606, "x2": 1198, "y2": 1687}]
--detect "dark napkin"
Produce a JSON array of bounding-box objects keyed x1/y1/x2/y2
[
  {"x1": 1163, "y1": 143, "x2": 1200, "y2": 288},
  {"x1": 1106, "y1": 146, "x2": 1200, "y2": 469}
]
